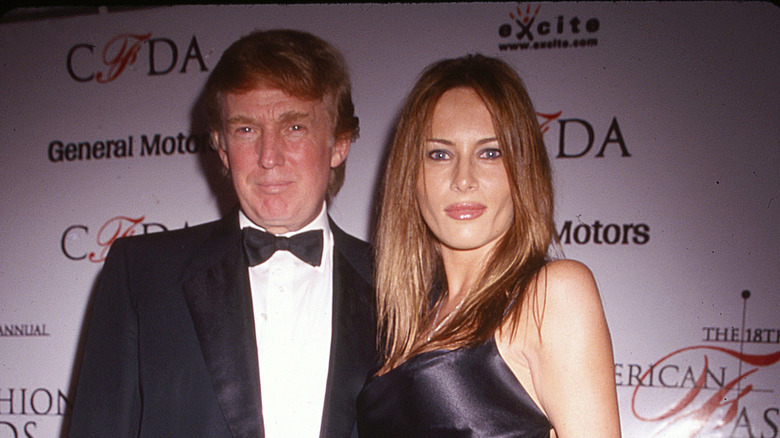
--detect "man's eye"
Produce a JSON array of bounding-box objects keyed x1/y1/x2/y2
[
  {"x1": 289, "y1": 124, "x2": 304, "y2": 132},
  {"x1": 480, "y1": 148, "x2": 502, "y2": 159}
]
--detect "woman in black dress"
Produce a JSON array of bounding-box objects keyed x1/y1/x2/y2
[{"x1": 357, "y1": 55, "x2": 621, "y2": 437}]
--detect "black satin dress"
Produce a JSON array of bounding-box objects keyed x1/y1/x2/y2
[{"x1": 356, "y1": 337, "x2": 551, "y2": 437}]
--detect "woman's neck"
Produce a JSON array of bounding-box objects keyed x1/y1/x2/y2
[{"x1": 438, "y1": 240, "x2": 496, "y2": 306}]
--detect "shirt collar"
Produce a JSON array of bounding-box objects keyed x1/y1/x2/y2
[{"x1": 238, "y1": 203, "x2": 333, "y2": 259}]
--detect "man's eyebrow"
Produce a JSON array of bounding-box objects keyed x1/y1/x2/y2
[
  {"x1": 278, "y1": 110, "x2": 311, "y2": 124},
  {"x1": 224, "y1": 110, "x2": 312, "y2": 125},
  {"x1": 225, "y1": 115, "x2": 256, "y2": 125}
]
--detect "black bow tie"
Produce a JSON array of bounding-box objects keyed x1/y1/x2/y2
[{"x1": 242, "y1": 228, "x2": 324, "y2": 267}]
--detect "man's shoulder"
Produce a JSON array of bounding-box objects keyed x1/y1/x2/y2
[
  {"x1": 330, "y1": 221, "x2": 373, "y2": 284},
  {"x1": 109, "y1": 216, "x2": 235, "y2": 264},
  {"x1": 122, "y1": 217, "x2": 224, "y2": 246}
]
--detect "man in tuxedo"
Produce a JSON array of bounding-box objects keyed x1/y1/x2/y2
[{"x1": 68, "y1": 29, "x2": 376, "y2": 437}]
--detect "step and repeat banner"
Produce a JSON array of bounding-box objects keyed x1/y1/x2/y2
[{"x1": 1, "y1": 3, "x2": 777, "y2": 437}]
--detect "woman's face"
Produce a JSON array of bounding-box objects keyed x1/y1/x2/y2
[{"x1": 416, "y1": 87, "x2": 514, "y2": 254}]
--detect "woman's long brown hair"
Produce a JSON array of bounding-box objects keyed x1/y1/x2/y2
[{"x1": 375, "y1": 54, "x2": 557, "y2": 373}]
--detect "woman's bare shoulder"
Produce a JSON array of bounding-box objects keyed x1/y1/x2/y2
[
  {"x1": 508, "y1": 259, "x2": 620, "y2": 436},
  {"x1": 535, "y1": 259, "x2": 601, "y2": 314}
]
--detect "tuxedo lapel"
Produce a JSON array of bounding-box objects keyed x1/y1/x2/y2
[
  {"x1": 180, "y1": 216, "x2": 373, "y2": 438},
  {"x1": 320, "y1": 223, "x2": 377, "y2": 438},
  {"x1": 182, "y1": 215, "x2": 264, "y2": 438}
]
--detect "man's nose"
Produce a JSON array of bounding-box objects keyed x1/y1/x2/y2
[{"x1": 257, "y1": 132, "x2": 284, "y2": 169}]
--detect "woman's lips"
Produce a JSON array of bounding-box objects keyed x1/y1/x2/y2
[{"x1": 444, "y1": 202, "x2": 486, "y2": 220}]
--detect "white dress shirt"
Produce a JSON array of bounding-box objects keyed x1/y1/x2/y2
[{"x1": 239, "y1": 204, "x2": 333, "y2": 438}]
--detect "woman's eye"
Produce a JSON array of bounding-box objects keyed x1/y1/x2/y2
[
  {"x1": 480, "y1": 148, "x2": 502, "y2": 159},
  {"x1": 427, "y1": 150, "x2": 450, "y2": 160}
]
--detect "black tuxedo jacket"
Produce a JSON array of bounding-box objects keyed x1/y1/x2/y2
[{"x1": 68, "y1": 212, "x2": 376, "y2": 437}]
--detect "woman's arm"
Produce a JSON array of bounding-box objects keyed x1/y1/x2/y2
[{"x1": 503, "y1": 259, "x2": 621, "y2": 437}]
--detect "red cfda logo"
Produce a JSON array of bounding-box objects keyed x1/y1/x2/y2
[
  {"x1": 66, "y1": 33, "x2": 208, "y2": 83},
  {"x1": 61, "y1": 215, "x2": 170, "y2": 262}
]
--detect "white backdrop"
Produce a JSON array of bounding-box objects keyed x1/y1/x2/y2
[{"x1": 0, "y1": 3, "x2": 778, "y2": 437}]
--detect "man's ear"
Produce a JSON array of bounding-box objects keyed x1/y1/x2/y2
[
  {"x1": 330, "y1": 135, "x2": 351, "y2": 168},
  {"x1": 212, "y1": 130, "x2": 230, "y2": 169}
]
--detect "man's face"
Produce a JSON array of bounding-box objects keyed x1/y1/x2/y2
[{"x1": 214, "y1": 87, "x2": 349, "y2": 234}]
